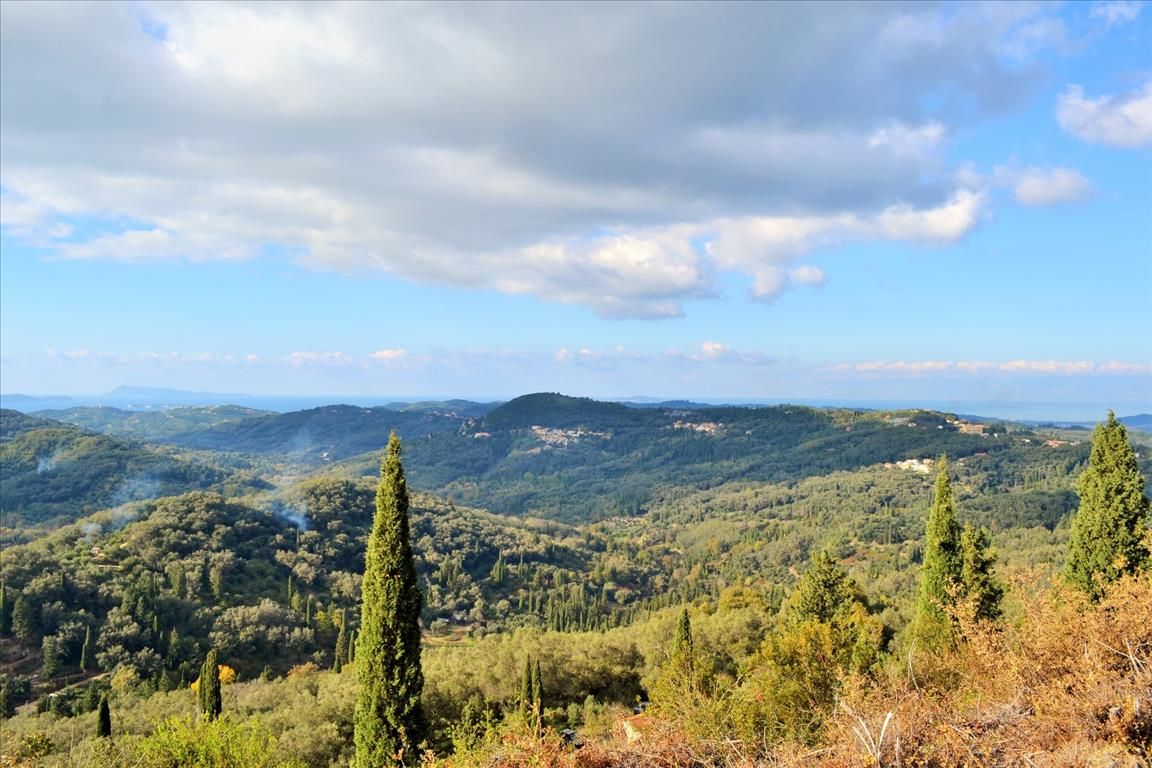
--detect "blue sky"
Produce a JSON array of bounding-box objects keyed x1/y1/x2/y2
[{"x1": 1, "y1": 1, "x2": 1150, "y2": 414}]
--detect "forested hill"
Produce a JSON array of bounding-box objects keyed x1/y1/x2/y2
[
  {"x1": 16, "y1": 394, "x2": 1131, "y2": 524},
  {"x1": 0, "y1": 409, "x2": 270, "y2": 527}
]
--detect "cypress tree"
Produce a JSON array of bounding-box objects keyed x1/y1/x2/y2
[
  {"x1": 11, "y1": 595, "x2": 34, "y2": 647},
  {"x1": 530, "y1": 658, "x2": 543, "y2": 733},
  {"x1": 673, "y1": 608, "x2": 693, "y2": 658},
  {"x1": 334, "y1": 608, "x2": 347, "y2": 673},
  {"x1": 41, "y1": 635, "x2": 59, "y2": 680},
  {"x1": 80, "y1": 625, "x2": 95, "y2": 673},
  {"x1": 198, "y1": 649, "x2": 221, "y2": 721},
  {"x1": 97, "y1": 694, "x2": 112, "y2": 738},
  {"x1": 960, "y1": 524, "x2": 1003, "y2": 621},
  {"x1": 354, "y1": 433, "x2": 427, "y2": 767},
  {"x1": 1065, "y1": 411, "x2": 1151, "y2": 600},
  {"x1": 0, "y1": 583, "x2": 7, "y2": 636},
  {"x1": 519, "y1": 657, "x2": 532, "y2": 719},
  {"x1": 912, "y1": 458, "x2": 963, "y2": 648},
  {"x1": 787, "y1": 551, "x2": 855, "y2": 624}
]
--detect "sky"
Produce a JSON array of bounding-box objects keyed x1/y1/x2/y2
[{"x1": 1, "y1": 1, "x2": 1150, "y2": 415}]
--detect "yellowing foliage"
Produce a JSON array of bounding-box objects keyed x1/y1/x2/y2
[{"x1": 190, "y1": 664, "x2": 238, "y2": 691}]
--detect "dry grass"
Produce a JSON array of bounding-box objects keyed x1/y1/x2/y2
[{"x1": 437, "y1": 573, "x2": 1152, "y2": 768}]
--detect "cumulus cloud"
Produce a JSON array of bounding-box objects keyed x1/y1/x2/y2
[
  {"x1": 0, "y1": 2, "x2": 1069, "y2": 315},
  {"x1": 708, "y1": 190, "x2": 983, "y2": 301},
  {"x1": 1057, "y1": 81, "x2": 1152, "y2": 148},
  {"x1": 835, "y1": 360, "x2": 1144, "y2": 375}
]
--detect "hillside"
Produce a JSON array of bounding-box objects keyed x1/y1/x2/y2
[
  {"x1": 166, "y1": 404, "x2": 467, "y2": 459},
  {"x1": 0, "y1": 409, "x2": 269, "y2": 527},
  {"x1": 50, "y1": 394, "x2": 1108, "y2": 524}
]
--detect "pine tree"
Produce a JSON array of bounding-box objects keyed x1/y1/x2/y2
[
  {"x1": 960, "y1": 524, "x2": 1003, "y2": 621},
  {"x1": 198, "y1": 649, "x2": 222, "y2": 721},
  {"x1": 354, "y1": 433, "x2": 427, "y2": 767},
  {"x1": 912, "y1": 458, "x2": 963, "y2": 649},
  {"x1": 97, "y1": 694, "x2": 112, "y2": 738},
  {"x1": 1065, "y1": 411, "x2": 1151, "y2": 600},
  {"x1": 80, "y1": 625, "x2": 95, "y2": 673}
]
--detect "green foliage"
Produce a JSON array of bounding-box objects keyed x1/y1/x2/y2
[
  {"x1": 673, "y1": 608, "x2": 693, "y2": 661},
  {"x1": 1065, "y1": 411, "x2": 1151, "y2": 600},
  {"x1": 354, "y1": 433, "x2": 427, "y2": 767},
  {"x1": 737, "y1": 620, "x2": 845, "y2": 745},
  {"x1": 129, "y1": 716, "x2": 306, "y2": 768},
  {"x1": 0, "y1": 410, "x2": 263, "y2": 526},
  {"x1": 785, "y1": 552, "x2": 885, "y2": 675},
  {"x1": 786, "y1": 551, "x2": 856, "y2": 625},
  {"x1": 199, "y1": 649, "x2": 222, "y2": 721},
  {"x1": 912, "y1": 458, "x2": 963, "y2": 649},
  {"x1": 11, "y1": 593, "x2": 34, "y2": 644},
  {"x1": 960, "y1": 524, "x2": 1003, "y2": 622},
  {"x1": 531, "y1": 658, "x2": 542, "y2": 730},
  {"x1": 97, "y1": 694, "x2": 112, "y2": 738},
  {"x1": 41, "y1": 634, "x2": 59, "y2": 679},
  {"x1": 333, "y1": 607, "x2": 347, "y2": 673},
  {"x1": 81, "y1": 624, "x2": 95, "y2": 673}
]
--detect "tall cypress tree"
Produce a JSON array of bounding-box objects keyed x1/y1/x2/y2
[
  {"x1": 334, "y1": 608, "x2": 348, "y2": 673},
  {"x1": 198, "y1": 649, "x2": 221, "y2": 721},
  {"x1": 912, "y1": 458, "x2": 963, "y2": 649},
  {"x1": 354, "y1": 433, "x2": 427, "y2": 767},
  {"x1": 530, "y1": 658, "x2": 543, "y2": 734},
  {"x1": 41, "y1": 635, "x2": 59, "y2": 680},
  {"x1": 519, "y1": 657, "x2": 532, "y2": 719},
  {"x1": 1065, "y1": 411, "x2": 1151, "y2": 601},
  {"x1": 97, "y1": 694, "x2": 112, "y2": 738},
  {"x1": 11, "y1": 595, "x2": 34, "y2": 647},
  {"x1": 80, "y1": 625, "x2": 95, "y2": 673}
]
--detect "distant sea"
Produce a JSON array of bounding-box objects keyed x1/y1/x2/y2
[{"x1": 2, "y1": 391, "x2": 1147, "y2": 426}]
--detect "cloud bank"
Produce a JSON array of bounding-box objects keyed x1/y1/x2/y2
[{"x1": 1, "y1": 2, "x2": 1080, "y2": 316}]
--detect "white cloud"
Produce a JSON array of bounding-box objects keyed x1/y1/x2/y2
[
  {"x1": 789, "y1": 266, "x2": 826, "y2": 286},
  {"x1": 876, "y1": 190, "x2": 984, "y2": 243},
  {"x1": 683, "y1": 341, "x2": 774, "y2": 366},
  {"x1": 0, "y1": 2, "x2": 1069, "y2": 315},
  {"x1": 1006, "y1": 166, "x2": 1092, "y2": 206},
  {"x1": 1091, "y1": 1, "x2": 1143, "y2": 27},
  {"x1": 369, "y1": 349, "x2": 409, "y2": 363},
  {"x1": 1057, "y1": 81, "x2": 1152, "y2": 148}
]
